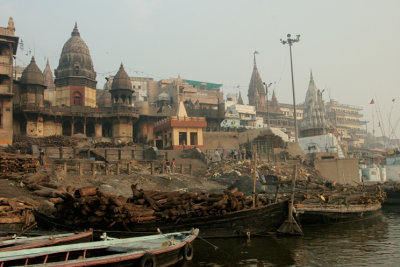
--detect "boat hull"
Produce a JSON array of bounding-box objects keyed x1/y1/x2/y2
[
  {"x1": 35, "y1": 201, "x2": 288, "y2": 238},
  {"x1": 384, "y1": 191, "x2": 400, "y2": 205},
  {"x1": 295, "y1": 203, "x2": 382, "y2": 224},
  {"x1": 0, "y1": 229, "x2": 199, "y2": 267}
]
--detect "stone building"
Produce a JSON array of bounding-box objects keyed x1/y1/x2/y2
[
  {"x1": 153, "y1": 102, "x2": 207, "y2": 151},
  {"x1": 0, "y1": 17, "x2": 18, "y2": 146},
  {"x1": 325, "y1": 99, "x2": 366, "y2": 148},
  {"x1": 54, "y1": 23, "x2": 97, "y2": 108},
  {"x1": 11, "y1": 21, "x2": 138, "y2": 143}
]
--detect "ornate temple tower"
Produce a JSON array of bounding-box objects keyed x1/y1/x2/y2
[
  {"x1": 110, "y1": 64, "x2": 134, "y2": 142},
  {"x1": 300, "y1": 71, "x2": 328, "y2": 137},
  {"x1": 247, "y1": 51, "x2": 267, "y2": 113},
  {"x1": 54, "y1": 23, "x2": 97, "y2": 107},
  {"x1": 110, "y1": 64, "x2": 133, "y2": 107},
  {"x1": 18, "y1": 57, "x2": 46, "y2": 136},
  {"x1": 43, "y1": 59, "x2": 55, "y2": 105}
]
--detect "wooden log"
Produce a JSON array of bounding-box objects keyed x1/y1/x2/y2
[
  {"x1": 76, "y1": 186, "x2": 98, "y2": 197},
  {"x1": 143, "y1": 192, "x2": 159, "y2": 211},
  {"x1": 0, "y1": 216, "x2": 24, "y2": 224}
]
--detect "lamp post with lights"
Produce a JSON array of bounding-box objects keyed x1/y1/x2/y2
[{"x1": 281, "y1": 33, "x2": 300, "y2": 142}]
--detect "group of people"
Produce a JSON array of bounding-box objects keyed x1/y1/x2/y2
[
  {"x1": 230, "y1": 148, "x2": 252, "y2": 160},
  {"x1": 164, "y1": 158, "x2": 176, "y2": 174},
  {"x1": 211, "y1": 147, "x2": 253, "y2": 162}
]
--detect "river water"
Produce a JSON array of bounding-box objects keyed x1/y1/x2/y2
[{"x1": 188, "y1": 206, "x2": 400, "y2": 267}]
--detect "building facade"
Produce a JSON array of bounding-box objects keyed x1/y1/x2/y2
[
  {"x1": 0, "y1": 17, "x2": 18, "y2": 146},
  {"x1": 326, "y1": 99, "x2": 366, "y2": 148}
]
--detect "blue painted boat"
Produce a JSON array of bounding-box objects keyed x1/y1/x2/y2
[{"x1": 0, "y1": 228, "x2": 199, "y2": 267}]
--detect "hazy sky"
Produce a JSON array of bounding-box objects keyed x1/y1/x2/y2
[{"x1": 1, "y1": 0, "x2": 400, "y2": 137}]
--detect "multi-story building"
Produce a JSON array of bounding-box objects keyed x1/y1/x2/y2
[
  {"x1": 0, "y1": 17, "x2": 18, "y2": 146},
  {"x1": 325, "y1": 99, "x2": 366, "y2": 148}
]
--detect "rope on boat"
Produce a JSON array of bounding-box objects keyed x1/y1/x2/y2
[{"x1": 197, "y1": 235, "x2": 219, "y2": 251}]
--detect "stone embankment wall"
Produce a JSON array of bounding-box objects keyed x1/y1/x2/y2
[{"x1": 314, "y1": 158, "x2": 360, "y2": 184}]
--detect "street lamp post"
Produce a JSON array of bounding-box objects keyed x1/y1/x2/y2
[
  {"x1": 281, "y1": 34, "x2": 300, "y2": 142},
  {"x1": 263, "y1": 82, "x2": 272, "y2": 127}
]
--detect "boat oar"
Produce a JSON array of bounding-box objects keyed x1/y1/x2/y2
[{"x1": 277, "y1": 164, "x2": 303, "y2": 236}]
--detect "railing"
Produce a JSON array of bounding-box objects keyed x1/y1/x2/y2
[
  {"x1": 0, "y1": 84, "x2": 11, "y2": 94},
  {"x1": 52, "y1": 160, "x2": 194, "y2": 176}
]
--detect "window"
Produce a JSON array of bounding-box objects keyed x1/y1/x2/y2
[
  {"x1": 138, "y1": 85, "x2": 141, "y2": 89},
  {"x1": 179, "y1": 132, "x2": 187, "y2": 146},
  {"x1": 190, "y1": 132, "x2": 198, "y2": 146},
  {"x1": 73, "y1": 91, "x2": 82, "y2": 106}
]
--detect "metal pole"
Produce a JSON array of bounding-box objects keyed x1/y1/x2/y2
[
  {"x1": 252, "y1": 143, "x2": 257, "y2": 208},
  {"x1": 281, "y1": 34, "x2": 300, "y2": 142},
  {"x1": 289, "y1": 44, "x2": 298, "y2": 142}
]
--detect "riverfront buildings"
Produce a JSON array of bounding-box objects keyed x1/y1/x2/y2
[{"x1": 0, "y1": 17, "x2": 366, "y2": 151}]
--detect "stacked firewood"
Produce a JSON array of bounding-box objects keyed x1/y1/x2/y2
[
  {"x1": 293, "y1": 181, "x2": 386, "y2": 205},
  {"x1": 0, "y1": 198, "x2": 35, "y2": 225},
  {"x1": 5, "y1": 135, "x2": 78, "y2": 154},
  {"x1": 49, "y1": 185, "x2": 273, "y2": 227},
  {"x1": 0, "y1": 153, "x2": 37, "y2": 174}
]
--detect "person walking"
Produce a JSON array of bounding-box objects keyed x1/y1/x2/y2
[
  {"x1": 172, "y1": 158, "x2": 176, "y2": 173},
  {"x1": 164, "y1": 159, "x2": 171, "y2": 174}
]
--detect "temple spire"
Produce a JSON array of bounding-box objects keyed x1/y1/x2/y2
[
  {"x1": 237, "y1": 91, "x2": 244, "y2": 105},
  {"x1": 253, "y1": 50, "x2": 259, "y2": 66},
  {"x1": 71, "y1": 22, "x2": 80, "y2": 37},
  {"x1": 8, "y1": 17, "x2": 15, "y2": 32}
]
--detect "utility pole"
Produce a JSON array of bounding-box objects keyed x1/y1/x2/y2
[
  {"x1": 263, "y1": 82, "x2": 272, "y2": 127},
  {"x1": 281, "y1": 34, "x2": 300, "y2": 142}
]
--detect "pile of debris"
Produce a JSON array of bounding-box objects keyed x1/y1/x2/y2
[
  {"x1": 0, "y1": 197, "x2": 35, "y2": 226},
  {"x1": 5, "y1": 135, "x2": 78, "y2": 154},
  {"x1": 207, "y1": 159, "x2": 324, "y2": 181},
  {"x1": 0, "y1": 153, "x2": 37, "y2": 174},
  {"x1": 44, "y1": 185, "x2": 273, "y2": 228}
]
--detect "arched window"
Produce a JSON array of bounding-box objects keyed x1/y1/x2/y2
[{"x1": 73, "y1": 91, "x2": 82, "y2": 106}]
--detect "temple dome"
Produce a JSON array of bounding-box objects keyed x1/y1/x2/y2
[
  {"x1": 111, "y1": 64, "x2": 132, "y2": 91},
  {"x1": 20, "y1": 57, "x2": 45, "y2": 86},
  {"x1": 54, "y1": 23, "x2": 96, "y2": 80}
]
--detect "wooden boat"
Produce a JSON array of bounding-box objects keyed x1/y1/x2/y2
[
  {"x1": 294, "y1": 203, "x2": 382, "y2": 224},
  {"x1": 35, "y1": 200, "x2": 288, "y2": 238},
  {"x1": 0, "y1": 228, "x2": 199, "y2": 267},
  {"x1": 0, "y1": 230, "x2": 93, "y2": 252}
]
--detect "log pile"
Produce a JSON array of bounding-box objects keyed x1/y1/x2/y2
[
  {"x1": 47, "y1": 185, "x2": 273, "y2": 228},
  {"x1": 0, "y1": 153, "x2": 37, "y2": 174},
  {"x1": 5, "y1": 135, "x2": 78, "y2": 154},
  {"x1": 0, "y1": 198, "x2": 35, "y2": 225},
  {"x1": 293, "y1": 180, "x2": 386, "y2": 205}
]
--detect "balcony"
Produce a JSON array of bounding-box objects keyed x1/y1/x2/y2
[{"x1": 0, "y1": 84, "x2": 12, "y2": 95}]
